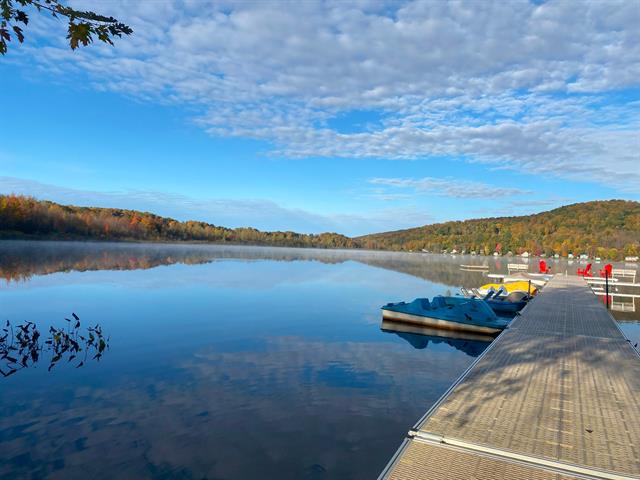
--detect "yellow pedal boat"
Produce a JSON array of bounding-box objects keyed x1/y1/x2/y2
[{"x1": 477, "y1": 280, "x2": 538, "y2": 296}]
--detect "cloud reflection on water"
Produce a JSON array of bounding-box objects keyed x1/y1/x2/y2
[{"x1": 0, "y1": 334, "x2": 472, "y2": 479}]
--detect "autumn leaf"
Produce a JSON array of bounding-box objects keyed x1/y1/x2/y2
[
  {"x1": 67, "y1": 21, "x2": 91, "y2": 49},
  {"x1": 11, "y1": 25, "x2": 22, "y2": 42}
]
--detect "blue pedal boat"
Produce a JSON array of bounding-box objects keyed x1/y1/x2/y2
[
  {"x1": 381, "y1": 296, "x2": 510, "y2": 335},
  {"x1": 486, "y1": 296, "x2": 527, "y2": 314}
]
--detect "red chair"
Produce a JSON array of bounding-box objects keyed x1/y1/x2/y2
[
  {"x1": 599, "y1": 294, "x2": 612, "y2": 306},
  {"x1": 539, "y1": 260, "x2": 551, "y2": 273},
  {"x1": 577, "y1": 263, "x2": 592, "y2": 277},
  {"x1": 599, "y1": 263, "x2": 613, "y2": 278}
]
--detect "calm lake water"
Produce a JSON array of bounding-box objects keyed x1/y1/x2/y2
[{"x1": 0, "y1": 241, "x2": 638, "y2": 479}]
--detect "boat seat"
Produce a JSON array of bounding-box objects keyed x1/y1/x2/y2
[
  {"x1": 431, "y1": 296, "x2": 447, "y2": 309},
  {"x1": 506, "y1": 291, "x2": 528, "y2": 302},
  {"x1": 419, "y1": 298, "x2": 431, "y2": 309}
]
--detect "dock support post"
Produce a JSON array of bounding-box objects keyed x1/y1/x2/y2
[{"x1": 605, "y1": 272, "x2": 610, "y2": 309}]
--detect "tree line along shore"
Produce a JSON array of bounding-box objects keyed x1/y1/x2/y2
[{"x1": 1, "y1": 195, "x2": 638, "y2": 260}]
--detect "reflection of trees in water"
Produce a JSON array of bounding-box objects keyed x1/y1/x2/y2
[
  {"x1": 0, "y1": 240, "x2": 493, "y2": 286},
  {"x1": 0, "y1": 241, "x2": 365, "y2": 282},
  {"x1": 1, "y1": 314, "x2": 108, "y2": 377},
  {"x1": 0, "y1": 240, "x2": 625, "y2": 292},
  {"x1": 0, "y1": 241, "x2": 218, "y2": 282}
]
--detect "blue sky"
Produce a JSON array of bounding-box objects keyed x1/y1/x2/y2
[{"x1": 1, "y1": 0, "x2": 638, "y2": 235}]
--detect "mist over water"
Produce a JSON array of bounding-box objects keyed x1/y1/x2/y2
[{"x1": 0, "y1": 241, "x2": 637, "y2": 479}]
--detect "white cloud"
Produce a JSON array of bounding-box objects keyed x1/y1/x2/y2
[
  {"x1": 8, "y1": 0, "x2": 640, "y2": 192},
  {"x1": 369, "y1": 177, "x2": 529, "y2": 198},
  {"x1": 0, "y1": 176, "x2": 430, "y2": 236}
]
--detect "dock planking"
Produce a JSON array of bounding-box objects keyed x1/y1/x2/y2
[{"x1": 379, "y1": 275, "x2": 640, "y2": 480}]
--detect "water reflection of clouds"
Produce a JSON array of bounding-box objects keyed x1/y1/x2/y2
[
  {"x1": 0, "y1": 240, "x2": 637, "y2": 479},
  {"x1": 0, "y1": 335, "x2": 472, "y2": 480}
]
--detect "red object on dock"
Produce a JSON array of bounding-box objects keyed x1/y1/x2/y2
[
  {"x1": 599, "y1": 263, "x2": 613, "y2": 278},
  {"x1": 538, "y1": 260, "x2": 550, "y2": 273},
  {"x1": 577, "y1": 263, "x2": 593, "y2": 277}
]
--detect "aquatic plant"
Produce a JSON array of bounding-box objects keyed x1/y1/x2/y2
[{"x1": 0, "y1": 313, "x2": 108, "y2": 377}]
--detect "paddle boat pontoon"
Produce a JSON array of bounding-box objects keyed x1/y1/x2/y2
[{"x1": 381, "y1": 295, "x2": 510, "y2": 335}]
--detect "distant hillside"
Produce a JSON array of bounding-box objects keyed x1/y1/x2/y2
[
  {"x1": 358, "y1": 200, "x2": 640, "y2": 260},
  {"x1": 1, "y1": 195, "x2": 638, "y2": 260},
  {"x1": 0, "y1": 195, "x2": 357, "y2": 249}
]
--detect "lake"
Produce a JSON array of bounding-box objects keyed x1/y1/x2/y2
[{"x1": 0, "y1": 241, "x2": 638, "y2": 479}]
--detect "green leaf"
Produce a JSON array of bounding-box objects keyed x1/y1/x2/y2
[{"x1": 0, "y1": 0, "x2": 11, "y2": 22}]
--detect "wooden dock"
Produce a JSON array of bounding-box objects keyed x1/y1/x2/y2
[{"x1": 379, "y1": 275, "x2": 640, "y2": 480}]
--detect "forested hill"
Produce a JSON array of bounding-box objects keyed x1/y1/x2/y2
[
  {"x1": 357, "y1": 200, "x2": 640, "y2": 260},
  {"x1": 1, "y1": 195, "x2": 639, "y2": 259},
  {"x1": 0, "y1": 195, "x2": 357, "y2": 249}
]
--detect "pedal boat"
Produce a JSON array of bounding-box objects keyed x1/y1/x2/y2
[
  {"x1": 381, "y1": 296, "x2": 509, "y2": 335},
  {"x1": 460, "y1": 287, "x2": 529, "y2": 314},
  {"x1": 503, "y1": 273, "x2": 552, "y2": 287},
  {"x1": 477, "y1": 280, "x2": 538, "y2": 296}
]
